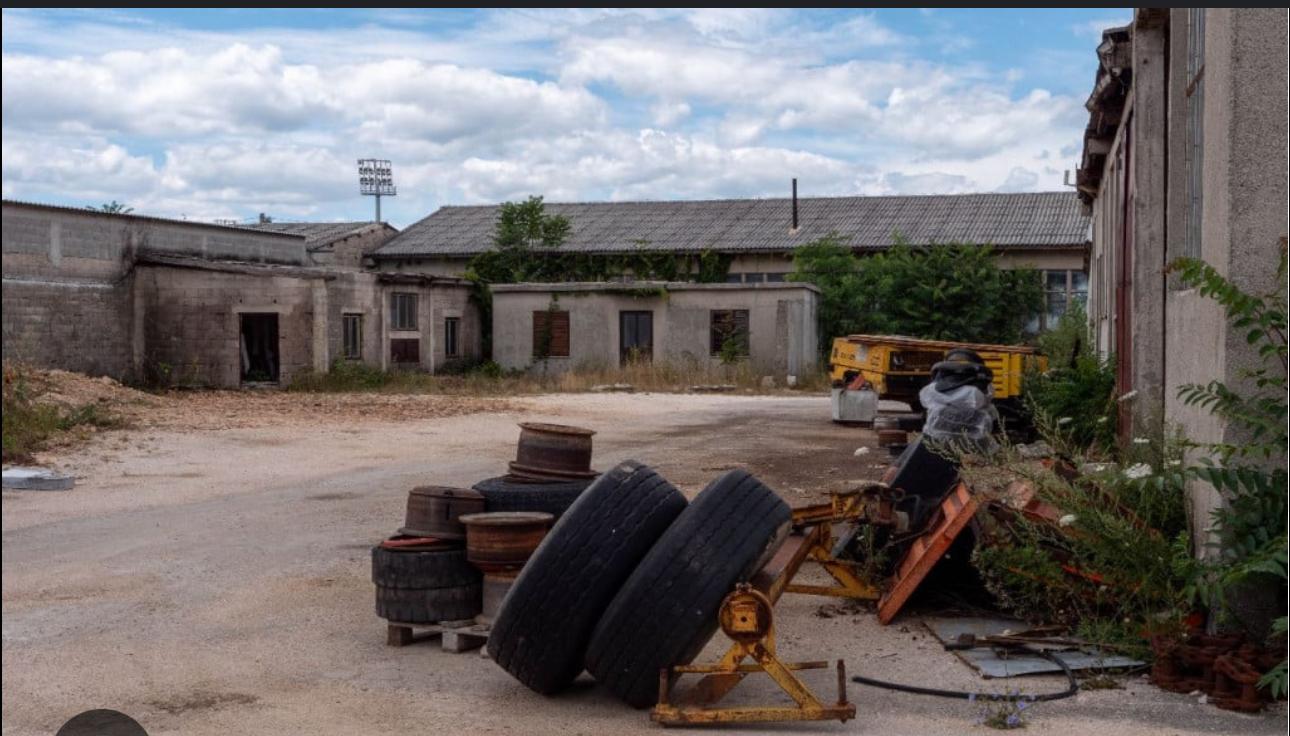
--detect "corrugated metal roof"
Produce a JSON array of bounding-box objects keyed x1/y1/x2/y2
[
  {"x1": 244, "y1": 221, "x2": 393, "y2": 248},
  {"x1": 374, "y1": 192, "x2": 1088, "y2": 259}
]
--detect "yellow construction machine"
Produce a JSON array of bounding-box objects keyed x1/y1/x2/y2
[{"x1": 827, "y1": 334, "x2": 1046, "y2": 412}]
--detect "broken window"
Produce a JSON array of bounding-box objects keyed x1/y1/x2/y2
[
  {"x1": 390, "y1": 338, "x2": 420, "y2": 365},
  {"x1": 532, "y1": 310, "x2": 570, "y2": 358},
  {"x1": 444, "y1": 317, "x2": 460, "y2": 358},
  {"x1": 1037, "y1": 270, "x2": 1091, "y2": 330},
  {"x1": 390, "y1": 292, "x2": 418, "y2": 331},
  {"x1": 710, "y1": 309, "x2": 750, "y2": 357},
  {"x1": 343, "y1": 314, "x2": 362, "y2": 360}
]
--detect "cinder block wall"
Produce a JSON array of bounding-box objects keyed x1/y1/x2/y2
[
  {"x1": 1, "y1": 277, "x2": 137, "y2": 380},
  {"x1": 137, "y1": 266, "x2": 321, "y2": 388}
]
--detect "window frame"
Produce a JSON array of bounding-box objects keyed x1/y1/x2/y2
[
  {"x1": 390, "y1": 292, "x2": 418, "y2": 331},
  {"x1": 709, "y1": 309, "x2": 751, "y2": 358},
  {"x1": 342, "y1": 313, "x2": 363, "y2": 360},
  {"x1": 532, "y1": 309, "x2": 570, "y2": 358},
  {"x1": 444, "y1": 317, "x2": 461, "y2": 359}
]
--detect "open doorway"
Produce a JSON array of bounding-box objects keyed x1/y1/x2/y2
[
  {"x1": 240, "y1": 313, "x2": 280, "y2": 384},
  {"x1": 619, "y1": 310, "x2": 653, "y2": 365}
]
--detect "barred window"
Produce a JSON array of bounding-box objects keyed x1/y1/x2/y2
[
  {"x1": 390, "y1": 292, "x2": 418, "y2": 331},
  {"x1": 444, "y1": 317, "x2": 460, "y2": 358}
]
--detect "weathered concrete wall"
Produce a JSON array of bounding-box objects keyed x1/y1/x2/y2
[
  {"x1": 137, "y1": 266, "x2": 323, "y2": 388},
  {"x1": 1160, "y1": 8, "x2": 1289, "y2": 550},
  {"x1": 1, "y1": 276, "x2": 137, "y2": 379},
  {"x1": 323, "y1": 272, "x2": 383, "y2": 368},
  {"x1": 491, "y1": 283, "x2": 818, "y2": 376},
  {"x1": 310, "y1": 226, "x2": 397, "y2": 271}
]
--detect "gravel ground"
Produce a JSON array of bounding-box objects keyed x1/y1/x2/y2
[{"x1": 2, "y1": 392, "x2": 1285, "y2": 735}]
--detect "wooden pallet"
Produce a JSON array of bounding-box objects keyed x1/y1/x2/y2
[{"x1": 385, "y1": 619, "x2": 490, "y2": 653}]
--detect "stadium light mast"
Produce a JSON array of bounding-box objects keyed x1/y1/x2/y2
[{"x1": 357, "y1": 158, "x2": 396, "y2": 223}]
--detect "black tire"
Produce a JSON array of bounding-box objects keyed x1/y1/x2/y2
[
  {"x1": 472, "y1": 476, "x2": 593, "y2": 519},
  {"x1": 487, "y1": 460, "x2": 687, "y2": 695},
  {"x1": 371, "y1": 544, "x2": 480, "y2": 589},
  {"x1": 585, "y1": 469, "x2": 792, "y2": 708},
  {"x1": 375, "y1": 583, "x2": 482, "y2": 623}
]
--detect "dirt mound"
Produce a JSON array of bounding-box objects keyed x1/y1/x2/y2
[{"x1": 30, "y1": 370, "x2": 159, "y2": 412}]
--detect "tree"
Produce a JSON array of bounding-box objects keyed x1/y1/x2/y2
[
  {"x1": 91, "y1": 200, "x2": 133, "y2": 215},
  {"x1": 789, "y1": 234, "x2": 1044, "y2": 350}
]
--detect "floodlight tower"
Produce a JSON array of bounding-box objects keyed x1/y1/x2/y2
[{"x1": 357, "y1": 158, "x2": 396, "y2": 222}]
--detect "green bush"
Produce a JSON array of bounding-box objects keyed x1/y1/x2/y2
[
  {"x1": 2, "y1": 365, "x2": 126, "y2": 463},
  {"x1": 788, "y1": 234, "x2": 1043, "y2": 351}
]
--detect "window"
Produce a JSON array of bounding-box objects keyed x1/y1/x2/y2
[
  {"x1": 342, "y1": 314, "x2": 363, "y2": 360},
  {"x1": 744, "y1": 272, "x2": 766, "y2": 284},
  {"x1": 444, "y1": 317, "x2": 460, "y2": 358},
  {"x1": 1183, "y1": 8, "x2": 1206, "y2": 260},
  {"x1": 390, "y1": 292, "x2": 418, "y2": 331},
  {"x1": 710, "y1": 309, "x2": 750, "y2": 357},
  {"x1": 390, "y1": 338, "x2": 420, "y2": 365},
  {"x1": 725, "y1": 273, "x2": 744, "y2": 284},
  {"x1": 532, "y1": 310, "x2": 570, "y2": 358},
  {"x1": 1037, "y1": 270, "x2": 1090, "y2": 330},
  {"x1": 765, "y1": 272, "x2": 786, "y2": 283}
]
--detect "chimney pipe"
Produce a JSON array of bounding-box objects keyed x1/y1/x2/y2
[{"x1": 791, "y1": 178, "x2": 798, "y2": 230}]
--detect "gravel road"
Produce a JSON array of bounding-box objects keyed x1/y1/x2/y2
[{"x1": 3, "y1": 392, "x2": 1284, "y2": 735}]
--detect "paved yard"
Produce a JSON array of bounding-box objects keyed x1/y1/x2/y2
[{"x1": 3, "y1": 392, "x2": 1285, "y2": 735}]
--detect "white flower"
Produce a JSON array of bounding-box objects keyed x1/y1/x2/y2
[
  {"x1": 1168, "y1": 460, "x2": 1182, "y2": 467},
  {"x1": 1123, "y1": 463, "x2": 1153, "y2": 479},
  {"x1": 853, "y1": 447, "x2": 870, "y2": 457},
  {"x1": 1096, "y1": 416, "x2": 1109, "y2": 424},
  {"x1": 1133, "y1": 437, "x2": 1150, "y2": 445},
  {"x1": 1058, "y1": 514, "x2": 1078, "y2": 527},
  {"x1": 1118, "y1": 390, "x2": 1139, "y2": 403},
  {"x1": 1056, "y1": 417, "x2": 1073, "y2": 425}
]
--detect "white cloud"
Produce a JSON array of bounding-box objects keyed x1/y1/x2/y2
[
  {"x1": 1072, "y1": 16, "x2": 1133, "y2": 39},
  {"x1": 0, "y1": 9, "x2": 1095, "y2": 225}
]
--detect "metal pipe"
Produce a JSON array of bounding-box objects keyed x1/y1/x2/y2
[{"x1": 792, "y1": 179, "x2": 798, "y2": 229}]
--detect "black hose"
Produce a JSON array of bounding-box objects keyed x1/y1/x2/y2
[{"x1": 851, "y1": 645, "x2": 1080, "y2": 702}]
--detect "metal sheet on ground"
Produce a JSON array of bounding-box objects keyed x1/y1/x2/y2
[{"x1": 925, "y1": 617, "x2": 1144, "y2": 678}]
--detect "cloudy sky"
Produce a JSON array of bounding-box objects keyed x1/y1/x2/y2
[{"x1": 1, "y1": 8, "x2": 1130, "y2": 227}]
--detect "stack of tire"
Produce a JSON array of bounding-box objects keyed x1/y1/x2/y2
[
  {"x1": 486, "y1": 460, "x2": 792, "y2": 709},
  {"x1": 471, "y1": 423, "x2": 601, "y2": 520},
  {"x1": 371, "y1": 486, "x2": 486, "y2": 625}
]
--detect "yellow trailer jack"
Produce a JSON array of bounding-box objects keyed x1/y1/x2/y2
[
  {"x1": 651, "y1": 529, "x2": 857, "y2": 726},
  {"x1": 783, "y1": 484, "x2": 899, "y2": 601}
]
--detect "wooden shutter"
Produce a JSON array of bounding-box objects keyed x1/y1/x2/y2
[
  {"x1": 533, "y1": 310, "x2": 570, "y2": 358},
  {"x1": 710, "y1": 310, "x2": 750, "y2": 356}
]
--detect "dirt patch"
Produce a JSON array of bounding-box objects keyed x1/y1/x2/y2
[
  {"x1": 147, "y1": 691, "x2": 259, "y2": 715},
  {"x1": 139, "y1": 391, "x2": 518, "y2": 431}
]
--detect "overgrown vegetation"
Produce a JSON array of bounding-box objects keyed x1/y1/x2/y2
[
  {"x1": 979, "y1": 242, "x2": 1287, "y2": 691},
  {"x1": 1171, "y1": 243, "x2": 1287, "y2": 695},
  {"x1": 466, "y1": 196, "x2": 732, "y2": 286},
  {"x1": 1023, "y1": 302, "x2": 1119, "y2": 454},
  {"x1": 463, "y1": 196, "x2": 732, "y2": 359},
  {"x1": 2, "y1": 364, "x2": 127, "y2": 463},
  {"x1": 787, "y1": 234, "x2": 1043, "y2": 351}
]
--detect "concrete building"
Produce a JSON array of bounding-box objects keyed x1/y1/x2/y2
[
  {"x1": 1078, "y1": 9, "x2": 1287, "y2": 544},
  {"x1": 2, "y1": 201, "x2": 480, "y2": 387},
  {"x1": 490, "y1": 281, "x2": 819, "y2": 378},
  {"x1": 373, "y1": 192, "x2": 1091, "y2": 332},
  {"x1": 245, "y1": 220, "x2": 399, "y2": 270}
]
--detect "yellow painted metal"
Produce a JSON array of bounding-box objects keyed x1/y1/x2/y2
[
  {"x1": 827, "y1": 333, "x2": 1046, "y2": 404},
  {"x1": 652, "y1": 580, "x2": 856, "y2": 725},
  {"x1": 783, "y1": 488, "x2": 887, "y2": 600}
]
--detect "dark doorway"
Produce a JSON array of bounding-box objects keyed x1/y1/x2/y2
[
  {"x1": 620, "y1": 311, "x2": 653, "y2": 365},
  {"x1": 240, "y1": 313, "x2": 280, "y2": 383}
]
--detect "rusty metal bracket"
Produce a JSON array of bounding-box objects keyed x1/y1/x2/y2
[
  {"x1": 651, "y1": 539, "x2": 857, "y2": 726},
  {"x1": 782, "y1": 486, "x2": 892, "y2": 601}
]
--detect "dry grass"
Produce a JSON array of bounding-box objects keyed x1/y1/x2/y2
[{"x1": 287, "y1": 359, "x2": 833, "y2": 396}]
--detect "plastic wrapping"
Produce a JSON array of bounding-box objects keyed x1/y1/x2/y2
[{"x1": 919, "y1": 383, "x2": 996, "y2": 444}]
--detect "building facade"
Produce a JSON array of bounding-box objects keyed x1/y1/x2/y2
[
  {"x1": 373, "y1": 192, "x2": 1091, "y2": 332},
  {"x1": 490, "y1": 281, "x2": 819, "y2": 378},
  {"x1": 2, "y1": 201, "x2": 480, "y2": 387},
  {"x1": 1078, "y1": 8, "x2": 1288, "y2": 546}
]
